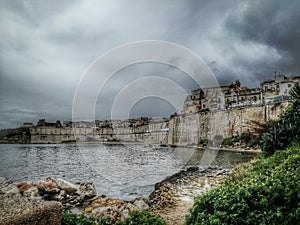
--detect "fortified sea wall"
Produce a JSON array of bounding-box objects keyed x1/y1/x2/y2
[
  {"x1": 29, "y1": 103, "x2": 289, "y2": 145},
  {"x1": 168, "y1": 103, "x2": 289, "y2": 145}
]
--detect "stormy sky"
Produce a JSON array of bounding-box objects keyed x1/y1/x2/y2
[{"x1": 0, "y1": 0, "x2": 300, "y2": 128}]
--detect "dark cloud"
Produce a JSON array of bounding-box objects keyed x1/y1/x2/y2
[
  {"x1": 0, "y1": 0, "x2": 299, "y2": 128},
  {"x1": 225, "y1": 0, "x2": 300, "y2": 78}
]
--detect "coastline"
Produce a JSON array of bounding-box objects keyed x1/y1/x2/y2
[
  {"x1": 0, "y1": 142, "x2": 262, "y2": 154},
  {"x1": 148, "y1": 166, "x2": 232, "y2": 225},
  {"x1": 0, "y1": 144, "x2": 260, "y2": 225},
  {"x1": 0, "y1": 166, "x2": 234, "y2": 225}
]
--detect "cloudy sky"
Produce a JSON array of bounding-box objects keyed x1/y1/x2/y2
[{"x1": 0, "y1": 0, "x2": 300, "y2": 128}]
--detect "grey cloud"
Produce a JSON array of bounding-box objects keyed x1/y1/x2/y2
[
  {"x1": 0, "y1": 0, "x2": 299, "y2": 128},
  {"x1": 225, "y1": 0, "x2": 300, "y2": 75}
]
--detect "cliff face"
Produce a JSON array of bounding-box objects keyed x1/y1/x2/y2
[{"x1": 28, "y1": 103, "x2": 290, "y2": 145}]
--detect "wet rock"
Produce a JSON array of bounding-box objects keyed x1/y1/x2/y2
[
  {"x1": 57, "y1": 178, "x2": 79, "y2": 194},
  {"x1": 13, "y1": 177, "x2": 98, "y2": 208},
  {"x1": 23, "y1": 186, "x2": 40, "y2": 198},
  {"x1": 18, "y1": 183, "x2": 34, "y2": 194},
  {"x1": 120, "y1": 208, "x2": 130, "y2": 221},
  {"x1": 85, "y1": 197, "x2": 150, "y2": 223},
  {"x1": 132, "y1": 198, "x2": 149, "y2": 211},
  {"x1": 126, "y1": 202, "x2": 138, "y2": 212},
  {"x1": 37, "y1": 177, "x2": 60, "y2": 194},
  {"x1": 92, "y1": 206, "x2": 107, "y2": 215},
  {"x1": 59, "y1": 190, "x2": 67, "y2": 199},
  {"x1": 149, "y1": 181, "x2": 178, "y2": 211},
  {"x1": 0, "y1": 177, "x2": 21, "y2": 196},
  {"x1": 186, "y1": 167, "x2": 199, "y2": 172},
  {"x1": 90, "y1": 198, "x2": 125, "y2": 209},
  {"x1": 78, "y1": 182, "x2": 97, "y2": 200}
]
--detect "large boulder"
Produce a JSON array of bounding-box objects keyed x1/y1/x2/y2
[
  {"x1": 57, "y1": 178, "x2": 79, "y2": 194},
  {"x1": 0, "y1": 177, "x2": 21, "y2": 196},
  {"x1": 18, "y1": 183, "x2": 34, "y2": 194},
  {"x1": 0, "y1": 195, "x2": 61, "y2": 225},
  {"x1": 37, "y1": 177, "x2": 60, "y2": 194},
  {"x1": 132, "y1": 198, "x2": 149, "y2": 211},
  {"x1": 88, "y1": 198, "x2": 126, "y2": 222}
]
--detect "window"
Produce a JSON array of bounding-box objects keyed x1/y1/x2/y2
[{"x1": 288, "y1": 84, "x2": 292, "y2": 88}]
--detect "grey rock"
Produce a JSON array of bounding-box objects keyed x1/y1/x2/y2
[
  {"x1": 78, "y1": 182, "x2": 97, "y2": 200},
  {"x1": 132, "y1": 198, "x2": 149, "y2": 211},
  {"x1": 57, "y1": 178, "x2": 79, "y2": 194},
  {"x1": 0, "y1": 177, "x2": 21, "y2": 196},
  {"x1": 0, "y1": 194, "x2": 61, "y2": 225},
  {"x1": 23, "y1": 186, "x2": 40, "y2": 198},
  {"x1": 120, "y1": 209, "x2": 130, "y2": 220},
  {"x1": 126, "y1": 202, "x2": 138, "y2": 212},
  {"x1": 92, "y1": 206, "x2": 107, "y2": 215}
]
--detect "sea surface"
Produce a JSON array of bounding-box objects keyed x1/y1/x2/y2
[{"x1": 0, "y1": 144, "x2": 257, "y2": 200}]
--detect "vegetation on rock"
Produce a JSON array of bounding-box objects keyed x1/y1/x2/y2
[{"x1": 185, "y1": 144, "x2": 300, "y2": 225}]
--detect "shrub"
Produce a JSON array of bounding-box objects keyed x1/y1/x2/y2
[
  {"x1": 260, "y1": 84, "x2": 300, "y2": 156},
  {"x1": 222, "y1": 138, "x2": 233, "y2": 146},
  {"x1": 199, "y1": 139, "x2": 209, "y2": 145},
  {"x1": 259, "y1": 103, "x2": 300, "y2": 156},
  {"x1": 117, "y1": 211, "x2": 166, "y2": 225},
  {"x1": 62, "y1": 210, "x2": 99, "y2": 225},
  {"x1": 185, "y1": 144, "x2": 300, "y2": 225}
]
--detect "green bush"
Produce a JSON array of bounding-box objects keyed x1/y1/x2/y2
[
  {"x1": 62, "y1": 210, "x2": 166, "y2": 225},
  {"x1": 260, "y1": 84, "x2": 300, "y2": 156},
  {"x1": 199, "y1": 139, "x2": 209, "y2": 145},
  {"x1": 185, "y1": 144, "x2": 300, "y2": 225},
  {"x1": 222, "y1": 138, "x2": 233, "y2": 146},
  {"x1": 62, "y1": 210, "x2": 100, "y2": 225},
  {"x1": 259, "y1": 103, "x2": 300, "y2": 156},
  {"x1": 118, "y1": 211, "x2": 166, "y2": 225}
]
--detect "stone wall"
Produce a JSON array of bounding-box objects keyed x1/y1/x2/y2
[
  {"x1": 29, "y1": 103, "x2": 290, "y2": 145},
  {"x1": 168, "y1": 102, "x2": 290, "y2": 145}
]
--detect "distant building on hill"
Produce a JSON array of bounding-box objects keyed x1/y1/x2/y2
[
  {"x1": 37, "y1": 119, "x2": 62, "y2": 128},
  {"x1": 22, "y1": 122, "x2": 33, "y2": 127},
  {"x1": 261, "y1": 73, "x2": 299, "y2": 104}
]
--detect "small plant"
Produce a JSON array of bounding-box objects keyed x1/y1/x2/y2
[
  {"x1": 117, "y1": 211, "x2": 166, "y2": 225},
  {"x1": 222, "y1": 137, "x2": 233, "y2": 146},
  {"x1": 62, "y1": 210, "x2": 166, "y2": 225},
  {"x1": 62, "y1": 210, "x2": 98, "y2": 225},
  {"x1": 199, "y1": 139, "x2": 209, "y2": 145}
]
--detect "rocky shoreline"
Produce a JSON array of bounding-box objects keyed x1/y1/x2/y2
[
  {"x1": 149, "y1": 166, "x2": 231, "y2": 225},
  {"x1": 0, "y1": 165, "x2": 232, "y2": 225}
]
